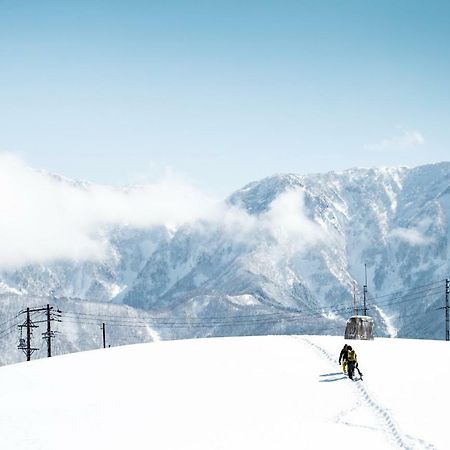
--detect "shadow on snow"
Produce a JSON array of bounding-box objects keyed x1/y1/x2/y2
[{"x1": 319, "y1": 372, "x2": 348, "y2": 382}]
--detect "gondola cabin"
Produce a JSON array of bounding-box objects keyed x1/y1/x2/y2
[{"x1": 344, "y1": 315, "x2": 374, "y2": 340}]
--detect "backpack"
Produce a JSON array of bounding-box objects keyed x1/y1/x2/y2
[{"x1": 347, "y1": 350, "x2": 356, "y2": 362}]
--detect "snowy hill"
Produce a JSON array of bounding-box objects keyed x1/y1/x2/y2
[
  {"x1": 0, "y1": 335, "x2": 447, "y2": 450},
  {"x1": 1, "y1": 162, "x2": 450, "y2": 364}
]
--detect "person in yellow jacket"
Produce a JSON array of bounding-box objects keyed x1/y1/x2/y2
[{"x1": 346, "y1": 346, "x2": 357, "y2": 380}]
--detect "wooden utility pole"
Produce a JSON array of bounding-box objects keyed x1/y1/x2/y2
[
  {"x1": 18, "y1": 308, "x2": 38, "y2": 361},
  {"x1": 102, "y1": 323, "x2": 106, "y2": 349},
  {"x1": 363, "y1": 264, "x2": 368, "y2": 316},
  {"x1": 353, "y1": 281, "x2": 357, "y2": 316},
  {"x1": 45, "y1": 304, "x2": 53, "y2": 357},
  {"x1": 26, "y1": 308, "x2": 33, "y2": 361},
  {"x1": 17, "y1": 305, "x2": 61, "y2": 361},
  {"x1": 446, "y1": 279, "x2": 449, "y2": 341},
  {"x1": 437, "y1": 279, "x2": 450, "y2": 341}
]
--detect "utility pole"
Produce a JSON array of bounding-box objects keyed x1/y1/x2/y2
[
  {"x1": 47, "y1": 304, "x2": 52, "y2": 357},
  {"x1": 18, "y1": 308, "x2": 39, "y2": 361},
  {"x1": 352, "y1": 281, "x2": 357, "y2": 316},
  {"x1": 363, "y1": 264, "x2": 368, "y2": 316},
  {"x1": 26, "y1": 308, "x2": 32, "y2": 360},
  {"x1": 17, "y1": 305, "x2": 61, "y2": 361},
  {"x1": 102, "y1": 323, "x2": 106, "y2": 349},
  {"x1": 437, "y1": 279, "x2": 450, "y2": 341},
  {"x1": 42, "y1": 304, "x2": 56, "y2": 357},
  {"x1": 446, "y1": 279, "x2": 449, "y2": 341}
]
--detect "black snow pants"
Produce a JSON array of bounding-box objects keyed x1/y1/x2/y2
[{"x1": 347, "y1": 361, "x2": 356, "y2": 380}]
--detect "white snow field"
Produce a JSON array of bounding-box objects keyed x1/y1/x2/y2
[{"x1": 0, "y1": 335, "x2": 448, "y2": 450}]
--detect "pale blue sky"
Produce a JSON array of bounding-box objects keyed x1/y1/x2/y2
[{"x1": 1, "y1": 0, "x2": 449, "y2": 196}]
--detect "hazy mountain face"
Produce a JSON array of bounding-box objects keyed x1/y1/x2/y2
[
  {"x1": 116, "y1": 163, "x2": 450, "y2": 339},
  {"x1": 1, "y1": 162, "x2": 450, "y2": 362}
]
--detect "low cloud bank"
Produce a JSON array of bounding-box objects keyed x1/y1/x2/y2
[
  {"x1": 389, "y1": 227, "x2": 433, "y2": 246},
  {"x1": 0, "y1": 154, "x2": 213, "y2": 268},
  {"x1": 0, "y1": 153, "x2": 326, "y2": 269}
]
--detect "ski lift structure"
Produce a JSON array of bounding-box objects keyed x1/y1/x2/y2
[
  {"x1": 344, "y1": 266, "x2": 374, "y2": 340},
  {"x1": 344, "y1": 315, "x2": 374, "y2": 340}
]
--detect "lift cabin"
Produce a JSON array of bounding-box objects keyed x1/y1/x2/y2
[{"x1": 344, "y1": 315, "x2": 374, "y2": 340}]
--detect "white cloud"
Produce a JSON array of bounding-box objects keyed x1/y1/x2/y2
[
  {"x1": 364, "y1": 128, "x2": 426, "y2": 151},
  {"x1": 389, "y1": 227, "x2": 432, "y2": 246},
  {"x1": 0, "y1": 154, "x2": 327, "y2": 269},
  {"x1": 208, "y1": 188, "x2": 327, "y2": 253},
  {"x1": 0, "y1": 153, "x2": 214, "y2": 268},
  {"x1": 263, "y1": 189, "x2": 326, "y2": 249}
]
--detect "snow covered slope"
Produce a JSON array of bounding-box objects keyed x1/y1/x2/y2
[{"x1": 0, "y1": 335, "x2": 447, "y2": 450}]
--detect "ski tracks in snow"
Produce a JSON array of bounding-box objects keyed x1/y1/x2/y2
[{"x1": 298, "y1": 336, "x2": 436, "y2": 450}]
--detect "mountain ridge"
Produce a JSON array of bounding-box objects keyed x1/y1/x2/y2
[{"x1": 1, "y1": 161, "x2": 449, "y2": 364}]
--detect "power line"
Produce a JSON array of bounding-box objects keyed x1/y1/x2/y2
[
  {"x1": 54, "y1": 279, "x2": 446, "y2": 328},
  {"x1": 59, "y1": 303, "x2": 357, "y2": 324},
  {"x1": 367, "y1": 280, "x2": 444, "y2": 301},
  {"x1": 61, "y1": 311, "x2": 307, "y2": 324},
  {"x1": 369, "y1": 286, "x2": 442, "y2": 305},
  {"x1": 57, "y1": 284, "x2": 444, "y2": 330},
  {"x1": 60, "y1": 310, "x2": 312, "y2": 325},
  {"x1": 0, "y1": 327, "x2": 19, "y2": 339},
  {"x1": 375, "y1": 307, "x2": 440, "y2": 322},
  {"x1": 0, "y1": 313, "x2": 20, "y2": 330},
  {"x1": 61, "y1": 314, "x2": 309, "y2": 329},
  {"x1": 61, "y1": 306, "x2": 352, "y2": 325},
  {"x1": 5, "y1": 283, "x2": 444, "y2": 336},
  {"x1": 367, "y1": 288, "x2": 442, "y2": 309},
  {"x1": 2, "y1": 277, "x2": 448, "y2": 362},
  {"x1": 0, "y1": 322, "x2": 19, "y2": 339},
  {"x1": 60, "y1": 309, "x2": 304, "y2": 321},
  {"x1": 16, "y1": 305, "x2": 61, "y2": 361}
]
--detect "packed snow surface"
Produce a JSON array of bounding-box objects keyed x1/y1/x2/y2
[{"x1": 0, "y1": 335, "x2": 448, "y2": 449}]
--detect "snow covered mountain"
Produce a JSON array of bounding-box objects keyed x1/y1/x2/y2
[
  {"x1": 116, "y1": 162, "x2": 450, "y2": 338},
  {"x1": 1, "y1": 162, "x2": 450, "y2": 364}
]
